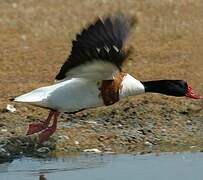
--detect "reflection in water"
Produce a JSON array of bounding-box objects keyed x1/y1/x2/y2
[
  {"x1": 39, "y1": 174, "x2": 47, "y2": 180},
  {"x1": 0, "y1": 153, "x2": 203, "y2": 180}
]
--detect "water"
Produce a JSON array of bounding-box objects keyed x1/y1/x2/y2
[{"x1": 0, "y1": 152, "x2": 202, "y2": 180}]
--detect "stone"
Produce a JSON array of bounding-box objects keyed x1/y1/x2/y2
[
  {"x1": 36, "y1": 147, "x2": 50, "y2": 154},
  {"x1": 83, "y1": 148, "x2": 102, "y2": 153}
]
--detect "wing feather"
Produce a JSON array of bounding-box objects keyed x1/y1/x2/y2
[{"x1": 55, "y1": 13, "x2": 136, "y2": 81}]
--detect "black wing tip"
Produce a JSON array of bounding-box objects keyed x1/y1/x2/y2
[
  {"x1": 55, "y1": 12, "x2": 137, "y2": 81},
  {"x1": 9, "y1": 98, "x2": 15, "y2": 101}
]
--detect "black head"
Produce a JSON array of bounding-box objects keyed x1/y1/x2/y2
[{"x1": 142, "y1": 80, "x2": 202, "y2": 99}]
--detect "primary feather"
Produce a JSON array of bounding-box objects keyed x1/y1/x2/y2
[{"x1": 55, "y1": 13, "x2": 136, "y2": 81}]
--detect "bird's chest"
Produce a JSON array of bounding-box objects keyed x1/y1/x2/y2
[{"x1": 99, "y1": 73, "x2": 126, "y2": 106}]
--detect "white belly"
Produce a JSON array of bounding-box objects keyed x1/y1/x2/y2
[
  {"x1": 47, "y1": 78, "x2": 103, "y2": 112},
  {"x1": 47, "y1": 79, "x2": 103, "y2": 112},
  {"x1": 15, "y1": 78, "x2": 104, "y2": 112}
]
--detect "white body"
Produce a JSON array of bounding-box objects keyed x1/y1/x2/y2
[{"x1": 14, "y1": 74, "x2": 145, "y2": 112}]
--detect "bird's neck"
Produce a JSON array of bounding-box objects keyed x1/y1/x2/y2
[
  {"x1": 119, "y1": 74, "x2": 145, "y2": 98},
  {"x1": 141, "y1": 80, "x2": 168, "y2": 94},
  {"x1": 141, "y1": 80, "x2": 185, "y2": 96}
]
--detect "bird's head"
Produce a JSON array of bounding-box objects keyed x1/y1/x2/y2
[
  {"x1": 166, "y1": 80, "x2": 202, "y2": 99},
  {"x1": 184, "y1": 82, "x2": 202, "y2": 99},
  {"x1": 142, "y1": 80, "x2": 202, "y2": 99}
]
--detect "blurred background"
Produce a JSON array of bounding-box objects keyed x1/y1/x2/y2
[
  {"x1": 0, "y1": 0, "x2": 203, "y2": 104},
  {"x1": 0, "y1": 0, "x2": 202, "y2": 156}
]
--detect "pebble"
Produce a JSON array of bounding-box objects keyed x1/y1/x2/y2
[
  {"x1": 21, "y1": 35, "x2": 27, "y2": 41},
  {"x1": 36, "y1": 147, "x2": 50, "y2": 154},
  {"x1": 144, "y1": 141, "x2": 153, "y2": 146},
  {"x1": 83, "y1": 148, "x2": 102, "y2": 153},
  {"x1": 74, "y1": 141, "x2": 79, "y2": 145},
  {"x1": 0, "y1": 147, "x2": 11, "y2": 162},
  {"x1": 6, "y1": 104, "x2": 16, "y2": 113},
  {"x1": 0, "y1": 97, "x2": 201, "y2": 162},
  {"x1": 41, "y1": 141, "x2": 52, "y2": 146},
  {"x1": 161, "y1": 129, "x2": 166, "y2": 132},
  {"x1": 186, "y1": 120, "x2": 192, "y2": 125},
  {"x1": 87, "y1": 121, "x2": 98, "y2": 125},
  {"x1": 58, "y1": 135, "x2": 69, "y2": 140},
  {"x1": 1, "y1": 129, "x2": 8, "y2": 132},
  {"x1": 12, "y1": 3, "x2": 17, "y2": 8}
]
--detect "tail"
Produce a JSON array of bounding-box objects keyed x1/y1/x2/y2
[{"x1": 11, "y1": 88, "x2": 49, "y2": 108}]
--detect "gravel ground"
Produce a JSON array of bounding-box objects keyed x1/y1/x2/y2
[
  {"x1": 0, "y1": 0, "x2": 203, "y2": 162},
  {"x1": 0, "y1": 96, "x2": 202, "y2": 162}
]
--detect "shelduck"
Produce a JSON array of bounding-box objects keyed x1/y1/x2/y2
[{"x1": 12, "y1": 13, "x2": 202, "y2": 143}]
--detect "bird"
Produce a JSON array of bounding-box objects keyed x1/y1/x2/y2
[{"x1": 11, "y1": 13, "x2": 202, "y2": 143}]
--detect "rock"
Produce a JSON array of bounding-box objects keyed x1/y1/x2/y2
[
  {"x1": 0, "y1": 147, "x2": 11, "y2": 163},
  {"x1": 58, "y1": 135, "x2": 69, "y2": 140},
  {"x1": 36, "y1": 147, "x2": 50, "y2": 154},
  {"x1": 1, "y1": 129, "x2": 8, "y2": 132},
  {"x1": 41, "y1": 141, "x2": 55, "y2": 150},
  {"x1": 63, "y1": 147, "x2": 81, "y2": 153},
  {"x1": 87, "y1": 121, "x2": 98, "y2": 125},
  {"x1": 74, "y1": 141, "x2": 79, "y2": 145},
  {"x1": 144, "y1": 141, "x2": 153, "y2": 146},
  {"x1": 6, "y1": 104, "x2": 16, "y2": 113},
  {"x1": 0, "y1": 123, "x2": 5, "y2": 127},
  {"x1": 12, "y1": 3, "x2": 17, "y2": 8},
  {"x1": 139, "y1": 149, "x2": 153, "y2": 155},
  {"x1": 186, "y1": 120, "x2": 192, "y2": 125},
  {"x1": 83, "y1": 148, "x2": 102, "y2": 153},
  {"x1": 21, "y1": 35, "x2": 27, "y2": 41},
  {"x1": 39, "y1": 175, "x2": 47, "y2": 180}
]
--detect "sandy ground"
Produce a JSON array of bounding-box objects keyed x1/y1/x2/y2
[{"x1": 0, "y1": 0, "x2": 203, "y2": 161}]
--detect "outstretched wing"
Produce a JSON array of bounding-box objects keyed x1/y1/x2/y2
[{"x1": 55, "y1": 13, "x2": 136, "y2": 81}]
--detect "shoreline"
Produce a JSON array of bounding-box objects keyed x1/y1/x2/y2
[{"x1": 0, "y1": 97, "x2": 202, "y2": 162}]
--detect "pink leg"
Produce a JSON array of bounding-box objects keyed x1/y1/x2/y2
[
  {"x1": 26, "y1": 111, "x2": 55, "y2": 135},
  {"x1": 38, "y1": 111, "x2": 60, "y2": 144}
]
